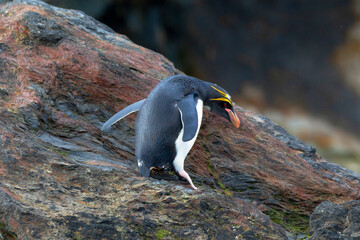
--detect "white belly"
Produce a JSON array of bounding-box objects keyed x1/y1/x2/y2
[{"x1": 173, "y1": 99, "x2": 203, "y2": 172}]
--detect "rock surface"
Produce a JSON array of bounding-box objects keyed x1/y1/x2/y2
[
  {"x1": 0, "y1": 1, "x2": 359, "y2": 239},
  {"x1": 310, "y1": 200, "x2": 360, "y2": 240}
]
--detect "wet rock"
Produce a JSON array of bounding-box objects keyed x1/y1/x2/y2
[
  {"x1": 310, "y1": 200, "x2": 360, "y2": 240},
  {"x1": 0, "y1": 0, "x2": 359, "y2": 239}
]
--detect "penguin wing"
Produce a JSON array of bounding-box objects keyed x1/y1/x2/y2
[
  {"x1": 101, "y1": 99, "x2": 145, "y2": 131},
  {"x1": 176, "y1": 94, "x2": 198, "y2": 142}
]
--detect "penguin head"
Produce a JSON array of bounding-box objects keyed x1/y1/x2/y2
[{"x1": 205, "y1": 84, "x2": 241, "y2": 128}]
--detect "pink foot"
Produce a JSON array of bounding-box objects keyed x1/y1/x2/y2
[{"x1": 178, "y1": 170, "x2": 198, "y2": 190}]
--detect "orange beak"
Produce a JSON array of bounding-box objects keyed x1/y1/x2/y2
[{"x1": 225, "y1": 108, "x2": 240, "y2": 128}]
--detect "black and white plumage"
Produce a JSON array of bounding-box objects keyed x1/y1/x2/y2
[{"x1": 102, "y1": 75, "x2": 240, "y2": 189}]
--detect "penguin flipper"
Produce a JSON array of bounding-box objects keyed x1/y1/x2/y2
[
  {"x1": 177, "y1": 94, "x2": 198, "y2": 142},
  {"x1": 101, "y1": 99, "x2": 146, "y2": 131}
]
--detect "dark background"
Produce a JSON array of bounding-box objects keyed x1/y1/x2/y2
[{"x1": 4, "y1": 0, "x2": 360, "y2": 170}]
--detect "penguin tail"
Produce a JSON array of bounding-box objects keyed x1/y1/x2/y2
[{"x1": 101, "y1": 99, "x2": 146, "y2": 131}]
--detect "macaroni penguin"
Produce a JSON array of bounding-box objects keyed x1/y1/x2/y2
[{"x1": 102, "y1": 75, "x2": 240, "y2": 189}]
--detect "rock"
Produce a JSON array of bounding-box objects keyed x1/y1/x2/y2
[
  {"x1": 310, "y1": 200, "x2": 360, "y2": 240},
  {"x1": 0, "y1": 0, "x2": 359, "y2": 239}
]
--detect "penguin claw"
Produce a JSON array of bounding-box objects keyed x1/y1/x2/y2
[{"x1": 178, "y1": 170, "x2": 198, "y2": 190}]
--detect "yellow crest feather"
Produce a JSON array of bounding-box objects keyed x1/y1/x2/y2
[{"x1": 210, "y1": 86, "x2": 233, "y2": 105}]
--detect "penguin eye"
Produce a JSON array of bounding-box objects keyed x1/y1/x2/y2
[{"x1": 224, "y1": 102, "x2": 228, "y2": 108}]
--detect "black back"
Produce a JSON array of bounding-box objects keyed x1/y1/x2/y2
[
  {"x1": 135, "y1": 75, "x2": 204, "y2": 175},
  {"x1": 135, "y1": 75, "x2": 233, "y2": 176}
]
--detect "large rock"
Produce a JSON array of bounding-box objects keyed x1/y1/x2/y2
[
  {"x1": 0, "y1": 0, "x2": 359, "y2": 239},
  {"x1": 310, "y1": 200, "x2": 360, "y2": 240}
]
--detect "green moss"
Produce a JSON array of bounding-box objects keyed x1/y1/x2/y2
[
  {"x1": 71, "y1": 231, "x2": 83, "y2": 240},
  {"x1": 207, "y1": 160, "x2": 218, "y2": 179},
  {"x1": 207, "y1": 159, "x2": 233, "y2": 196},
  {"x1": 40, "y1": 144, "x2": 69, "y2": 158},
  {"x1": 216, "y1": 180, "x2": 232, "y2": 196},
  {"x1": 54, "y1": 149, "x2": 69, "y2": 158},
  {"x1": 0, "y1": 223, "x2": 17, "y2": 240},
  {"x1": 264, "y1": 208, "x2": 309, "y2": 236},
  {"x1": 7, "y1": 108, "x2": 18, "y2": 113},
  {"x1": 155, "y1": 229, "x2": 169, "y2": 240}
]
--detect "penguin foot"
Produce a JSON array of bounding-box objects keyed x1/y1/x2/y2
[
  {"x1": 178, "y1": 170, "x2": 198, "y2": 190},
  {"x1": 150, "y1": 168, "x2": 179, "y2": 181}
]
